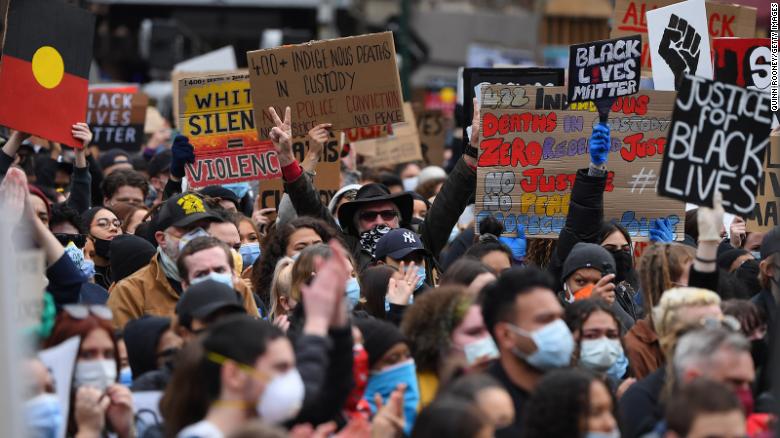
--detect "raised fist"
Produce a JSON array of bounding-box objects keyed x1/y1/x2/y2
[{"x1": 659, "y1": 14, "x2": 702, "y2": 86}]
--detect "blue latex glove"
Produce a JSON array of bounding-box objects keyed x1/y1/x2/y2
[
  {"x1": 589, "y1": 122, "x2": 610, "y2": 166},
  {"x1": 170, "y1": 135, "x2": 195, "y2": 178},
  {"x1": 649, "y1": 218, "x2": 674, "y2": 243},
  {"x1": 499, "y1": 225, "x2": 526, "y2": 264}
]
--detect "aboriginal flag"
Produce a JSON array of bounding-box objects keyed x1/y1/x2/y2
[{"x1": 0, "y1": 0, "x2": 94, "y2": 148}]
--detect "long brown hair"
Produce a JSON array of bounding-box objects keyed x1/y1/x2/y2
[{"x1": 637, "y1": 243, "x2": 695, "y2": 320}]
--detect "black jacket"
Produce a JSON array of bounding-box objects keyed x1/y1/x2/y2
[{"x1": 618, "y1": 367, "x2": 666, "y2": 438}]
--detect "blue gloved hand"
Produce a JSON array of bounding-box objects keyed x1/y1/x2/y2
[
  {"x1": 170, "y1": 135, "x2": 195, "y2": 178},
  {"x1": 589, "y1": 122, "x2": 610, "y2": 166},
  {"x1": 499, "y1": 225, "x2": 526, "y2": 264},
  {"x1": 649, "y1": 218, "x2": 674, "y2": 243}
]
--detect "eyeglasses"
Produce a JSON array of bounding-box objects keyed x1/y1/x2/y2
[
  {"x1": 54, "y1": 233, "x2": 87, "y2": 248},
  {"x1": 94, "y1": 218, "x2": 122, "y2": 230},
  {"x1": 359, "y1": 210, "x2": 398, "y2": 222},
  {"x1": 63, "y1": 304, "x2": 113, "y2": 321}
]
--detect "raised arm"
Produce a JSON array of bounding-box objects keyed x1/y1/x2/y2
[{"x1": 66, "y1": 123, "x2": 93, "y2": 213}]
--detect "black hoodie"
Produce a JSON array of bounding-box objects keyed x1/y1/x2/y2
[{"x1": 123, "y1": 316, "x2": 171, "y2": 380}]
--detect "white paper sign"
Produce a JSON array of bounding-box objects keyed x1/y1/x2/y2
[
  {"x1": 133, "y1": 391, "x2": 163, "y2": 436},
  {"x1": 38, "y1": 336, "x2": 80, "y2": 438},
  {"x1": 646, "y1": 0, "x2": 713, "y2": 91}
]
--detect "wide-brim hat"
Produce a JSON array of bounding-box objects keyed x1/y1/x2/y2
[{"x1": 337, "y1": 183, "x2": 413, "y2": 235}]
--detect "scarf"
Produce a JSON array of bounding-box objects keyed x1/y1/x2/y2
[
  {"x1": 358, "y1": 224, "x2": 391, "y2": 259},
  {"x1": 157, "y1": 246, "x2": 181, "y2": 283}
]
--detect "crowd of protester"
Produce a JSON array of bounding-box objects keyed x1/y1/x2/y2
[{"x1": 5, "y1": 99, "x2": 779, "y2": 438}]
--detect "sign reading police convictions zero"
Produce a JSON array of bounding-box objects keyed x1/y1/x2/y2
[
  {"x1": 177, "y1": 71, "x2": 281, "y2": 188},
  {"x1": 247, "y1": 32, "x2": 404, "y2": 138},
  {"x1": 475, "y1": 85, "x2": 684, "y2": 240},
  {"x1": 568, "y1": 35, "x2": 642, "y2": 103},
  {"x1": 659, "y1": 75, "x2": 772, "y2": 216}
]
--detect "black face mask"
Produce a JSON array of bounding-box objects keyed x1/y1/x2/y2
[
  {"x1": 609, "y1": 249, "x2": 634, "y2": 283},
  {"x1": 751, "y1": 338, "x2": 768, "y2": 369},
  {"x1": 91, "y1": 236, "x2": 112, "y2": 260},
  {"x1": 734, "y1": 259, "x2": 761, "y2": 295}
]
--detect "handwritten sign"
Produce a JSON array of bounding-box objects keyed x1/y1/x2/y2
[
  {"x1": 87, "y1": 90, "x2": 148, "y2": 151},
  {"x1": 415, "y1": 108, "x2": 447, "y2": 166},
  {"x1": 567, "y1": 35, "x2": 642, "y2": 103},
  {"x1": 749, "y1": 133, "x2": 780, "y2": 232},
  {"x1": 475, "y1": 85, "x2": 684, "y2": 240},
  {"x1": 659, "y1": 75, "x2": 772, "y2": 216},
  {"x1": 713, "y1": 38, "x2": 771, "y2": 92},
  {"x1": 15, "y1": 250, "x2": 45, "y2": 329},
  {"x1": 353, "y1": 103, "x2": 422, "y2": 168},
  {"x1": 177, "y1": 71, "x2": 281, "y2": 188},
  {"x1": 610, "y1": 0, "x2": 756, "y2": 77},
  {"x1": 247, "y1": 32, "x2": 404, "y2": 138}
]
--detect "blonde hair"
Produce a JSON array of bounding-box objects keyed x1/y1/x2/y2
[
  {"x1": 652, "y1": 287, "x2": 721, "y2": 355},
  {"x1": 269, "y1": 257, "x2": 295, "y2": 320},
  {"x1": 638, "y1": 243, "x2": 696, "y2": 319}
]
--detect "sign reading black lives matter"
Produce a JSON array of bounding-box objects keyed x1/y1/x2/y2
[
  {"x1": 567, "y1": 35, "x2": 642, "y2": 103},
  {"x1": 659, "y1": 74, "x2": 773, "y2": 216}
]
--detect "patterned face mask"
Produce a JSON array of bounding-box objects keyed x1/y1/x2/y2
[{"x1": 358, "y1": 224, "x2": 391, "y2": 259}]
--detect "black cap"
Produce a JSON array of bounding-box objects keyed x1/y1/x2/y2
[
  {"x1": 199, "y1": 185, "x2": 239, "y2": 207},
  {"x1": 355, "y1": 318, "x2": 407, "y2": 369},
  {"x1": 337, "y1": 183, "x2": 413, "y2": 235},
  {"x1": 154, "y1": 192, "x2": 220, "y2": 233},
  {"x1": 717, "y1": 248, "x2": 749, "y2": 270},
  {"x1": 761, "y1": 226, "x2": 780, "y2": 260},
  {"x1": 98, "y1": 148, "x2": 131, "y2": 171},
  {"x1": 176, "y1": 279, "x2": 245, "y2": 322},
  {"x1": 110, "y1": 235, "x2": 157, "y2": 282},
  {"x1": 147, "y1": 150, "x2": 172, "y2": 178},
  {"x1": 561, "y1": 242, "x2": 616, "y2": 281},
  {"x1": 374, "y1": 227, "x2": 427, "y2": 260},
  {"x1": 203, "y1": 315, "x2": 279, "y2": 366}
]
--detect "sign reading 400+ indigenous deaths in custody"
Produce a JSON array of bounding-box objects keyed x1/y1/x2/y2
[
  {"x1": 246, "y1": 32, "x2": 404, "y2": 138},
  {"x1": 475, "y1": 84, "x2": 685, "y2": 240},
  {"x1": 177, "y1": 71, "x2": 281, "y2": 188},
  {"x1": 658, "y1": 74, "x2": 773, "y2": 217}
]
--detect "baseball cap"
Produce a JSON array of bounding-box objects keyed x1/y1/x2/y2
[
  {"x1": 374, "y1": 228, "x2": 427, "y2": 260},
  {"x1": 176, "y1": 279, "x2": 245, "y2": 322},
  {"x1": 154, "y1": 192, "x2": 220, "y2": 233},
  {"x1": 760, "y1": 226, "x2": 780, "y2": 260},
  {"x1": 98, "y1": 148, "x2": 130, "y2": 171}
]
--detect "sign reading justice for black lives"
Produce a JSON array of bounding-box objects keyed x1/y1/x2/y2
[
  {"x1": 567, "y1": 35, "x2": 642, "y2": 103},
  {"x1": 659, "y1": 74, "x2": 772, "y2": 216}
]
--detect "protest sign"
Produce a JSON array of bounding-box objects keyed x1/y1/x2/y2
[
  {"x1": 610, "y1": 0, "x2": 757, "y2": 76},
  {"x1": 247, "y1": 32, "x2": 404, "y2": 138},
  {"x1": 0, "y1": 0, "x2": 94, "y2": 148},
  {"x1": 475, "y1": 84, "x2": 684, "y2": 240},
  {"x1": 658, "y1": 75, "x2": 772, "y2": 216},
  {"x1": 353, "y1": 103, "x2": 422, "y2": 168},
  {"x1": 713, "y1": 38, "x2": 771, "y2": 92},
  {"x1": 342, "y1": 124, "x2": 391, "y2": 143},
  {"x1": 462, "y1": 68, "x2": 564, "y2": 142},
  {"x1": 39, "y1": 336, "x2": 80, "y2": 438},
  {"x1": 14, "y1": 250, "x2": 45, "y2": 329},
  {"x1": 257, "y1": 132, "x2": 342, "y2": 210},
  {"x1": 748, "y1": 133, "x2": 780, "y2": 232},
  {"x1": 134, "y1": 391, "x2": 163, "y2": 437},
  {"x1": 87, "y1": 90, "x2": 148, "y2": 151},
  {"x1": 567, "y1": 35, "x2": 642, "y2": 103},
  {"x1": 415, "y1": 108, "x2": 447, "y2": 166},
  {"x1": 646, "y1": 0, "x2": 713, "y2": 91},
  {"x1": 177, "y1": 71, "x2": 281, "y2": 188}
]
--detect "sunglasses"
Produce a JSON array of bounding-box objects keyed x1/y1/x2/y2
[
  {"x1": 63, "y1": 304, "x2": 113, "y2": 321},
  {"x1": 359, "y1": 210, "x2": 398, "y2": 222},
  {"x1": 54, "y1": 233, "x2": 87, "y2": 248}
]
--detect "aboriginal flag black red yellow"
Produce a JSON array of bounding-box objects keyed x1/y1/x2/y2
[{"x1": 0, "y1": 0, "x2": 94, "y2": 148}]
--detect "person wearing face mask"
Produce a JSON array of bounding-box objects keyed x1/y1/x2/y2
[
  {"x1": 235, "y1": 215, "x2": 261, "y2": 278},
  {"x1": 522, "y1": 369, "x2": 620, "y2": 438},
  {"x1": 43, "y1": 305, "x2": 135, "y2": 438},
  {"x1": 23, "y1": 358, "x2": 63, "y2": 438},
  {"x1": 401, "y1": 286, "x2": 499, "y2": 407},
  {"x1": 106, "y1": 193, "x2": 259, "y2": 329},
  {"x1": 81, "y1": 206, "x2": 124, "y2": 290},
  {"x1": 161, "y1": 315, "x2": 303, "y2": 438},
  {"x1": 122, "y1": 316, "x2": 183, "y2": 390},
  {"x1": 561, "y1": 243, "x2": 635, "y2": 331},
  {"x1": 375, "y1": 228, "x2": 433, "y2": 290},
  {"x1": 480, "y1": 266, "x2": 575, "y2": 438}
]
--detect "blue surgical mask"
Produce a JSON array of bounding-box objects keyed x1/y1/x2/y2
[
  {"x1": 178, "y1": 228, "x2": 210, "y2": 251},
  {"x1": 578, "y1": 337, "x2": 623, "y2": 373},
  {"x1": 402, "y1": 177, "x2": 418, "y2": 192},
  {"x1": 508, "y1": 319, "x2": 575, "y2": 371},
  {"x1": 751, "y1": 250, "x2": 761, "y2": 261},
  {"x1": 119, "y1": 366, "x2": 133, "y2": 386},
  {"x1": 345, "y1": 277, "x2": 361, "y2": 311},
  {"x1": 364, "y1": 359, "x2": 420, "y2": 435},
  {"x1": 463, "y1": 336, "x2": 500, "y2": 366},
  {"x1": 240, "y1": 242, "x2": 261, "y2": 267},
  {"x1": 80, "y1": 259, "x2": 96, "y2": 280},
  {"x1": 606, "y1": 351, "x2": 629, "y2": 381},
  {"x1": 403, "y1": 265, "x2": 426, "y2": 291},
  {"x1": 222, "y1": 182, "x2": 251, "y2": 199},
  {"x1": 24, "y1": 393, "x2": 62, "y2": 438},
  {"x1": 190, "y1": 271, "x2": 234, "y2": 289},
  {"x1": 585, "y1": 430, "x2": 621, "y2": 438}
]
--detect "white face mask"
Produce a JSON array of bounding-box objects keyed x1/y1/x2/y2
[
  {"x1": 578, "y1": 337, "x2": 623, "y2": 373},
  {"x1": 73, "y1": 359, "x2": 117, "y2": 391},
  {"x1": 257, "y1": 369, "x2": 305, "y2": 424}
]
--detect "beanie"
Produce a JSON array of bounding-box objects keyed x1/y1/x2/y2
[{"x1": 355, "y1": 318, "x2": 407, "y2": 369}]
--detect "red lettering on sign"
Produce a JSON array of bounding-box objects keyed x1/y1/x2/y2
[
  {"x1": 709, "y1": 13, "x2": 736, "y2": 37},
  {"x1": 612, "y1": 95, "x2": 649, "y2": 116},
  {"x1": 620, "y1": 133, "x2": 666, "y2": 162},
  {"x1": 478, "y1": 137, "x2": 542, "y2": 168},
  {"x1": 482, "y1": 112, "x2": 557, "y2": 137}
]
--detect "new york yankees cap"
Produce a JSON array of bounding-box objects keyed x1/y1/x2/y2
[{"x1": 374, "y1": 227, "x2": 428, "y2": 261}]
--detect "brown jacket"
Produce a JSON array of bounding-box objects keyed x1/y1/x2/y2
[
  {"x1": 624, "y1": 317, "x2": 663, "y2": 379},
  {"x1": 107, "y1": 254, "x2": 259, "y2": 329}
]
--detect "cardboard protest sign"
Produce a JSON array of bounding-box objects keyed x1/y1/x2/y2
[
  {"x1": 39, "y1": 336, "x2": 80, "y2": 438},
  {"x1": 14, "y1": 250, "x2": 45, "y2": 329},
  {"x1": 247, "y1": 32, "x2": 404, "y2": 138},
  {"x1": 257, "y1": 132, "x2": 342, "y2": 210},
  {"x1": 0, "y1": 0, "x2": 95, "y2": 148},
  {"x1": 462, "y1": 68, "x2": 565, "y2": 142},
  {"x1": 610, "y1": 0, "x2": 757, "y2": 76},
  {"x1": 567, "y1": 35, "x2": 642, "y2": 103},
  {"x1": 177, "y1": 71, "x2": 281, "y2": 188},
  {"x1": 415, "y1": 108, "x2": 447, "y2": 166},
  {"x1": 748, "y1": 133, "x2": 780, "y2": 232},
  {"x1": 658, "y1": 75, "x2": 773, "y2": 216},
  {"x1": 87, "y1": 90, "x2": 148, "y2": 151},
  {"x1": 353, "y1": 103, "x2": 422, "y2": 168},
  {"x1": 342, "y1": 124, "x2": 391, "y2": 144},
  {"x1": 475, "y1": 85, "x2": 684, "y2": 240},
  {"x1": 713, "y1": 38, "x2": 771, "y2": 92},
  {"x1": 646, "y1": 0, "x2": 713, "y2": 91}
]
